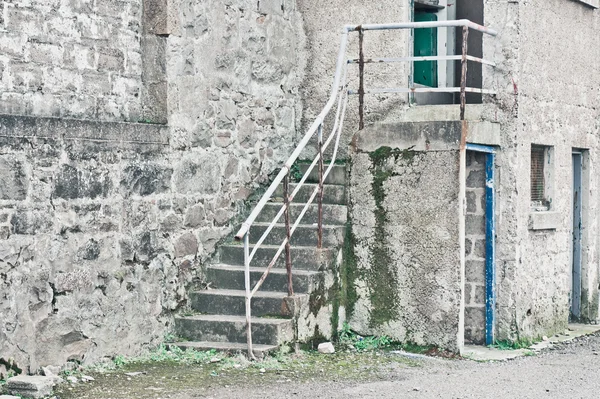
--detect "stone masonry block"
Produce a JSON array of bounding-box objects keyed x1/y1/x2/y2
[
  {"x1": 53, "y1": 164, "x2": 112, "y2": 199},
  {"x1": 141, "y1": 81, "x2": 168, "y2": 124},
  {"x1": 465, "y1": 214, "x2": 485, "y2": 235},
  {"x1": 474, "y1": 284, "x2": 485, "y2": 305},
  {"x1": 144, "y1": 0, "x2": 181, "y2": 35},
  {"x1": 29, "y1": 42, "x2": 64, "y2": 66},
  {"x1": 0, "y1": 157, "x2": 28, "y2": 200},
  {"x1": 121, "y1": 163, "x2": 173, "y2": 197},
  {"x1": 97, "y1": 47, "x2": 125, "y2": 72},
  {"x1": 174, "y1": 231, "x2": 198, "y2": 258},
  {"x1": 10, "y1": 208, "x2": 53, "y2": 235},
  {"x1": 464, "y1": 307, "x2": 485, "y2": 344},
  {"x1": 141, "y1": 35, "x2": 167, "y2": 81},
  {"x1": 473, "y1": 239, "x2": 486, "y2": 259},
  {"x1": 466, "y1": 191, "x2": 477, "y2": 213},
  {"x1": 7, "y1": 375, "x2": 54, "y2": 398},
  {"x1": 173, "y1": 153, "x2": 221, "y2": 195},
  {"x1": 466, "y1": 169, "x2": 485, "y2": 188},
  {"x1": 466, "y1": 260, "x2": 485, "y2": 283},
  {"x1": 258, "y1": 0, "x2": 285, "y2": 16}
]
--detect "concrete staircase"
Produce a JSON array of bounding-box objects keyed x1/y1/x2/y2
[{"x1": 173, "y1": 164, "x2": 347, "y2": 357}]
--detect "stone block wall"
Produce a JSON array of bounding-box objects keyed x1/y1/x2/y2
[
  {"x1": 464, "y1": 151, "x2": 486, "y2": 345},
  {"x1": 0, "y1": 0, "x2": 144, "y2": 121},
  {"x1": 0, "y1": 115, "x2": 228, "y2": 373},
  {"x1": 165, "y1": 0, "x2": 307, "y2": 183}
]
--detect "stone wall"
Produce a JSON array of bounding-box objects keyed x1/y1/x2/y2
[
  {"x1": 165, "y1": 0, "x2": 307, "y2": 188},
  {"x1": 0, "y1": 0, "x2": 144, "y2": 121},
  {"x1": 0, "y1": 0, "x2": 310, "y2": 373}
]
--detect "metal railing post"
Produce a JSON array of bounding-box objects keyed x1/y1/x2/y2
[
  {"x1": 283, "y1": 174, "x2": 294, "y2": 297},
  {"x1": 244, "y1": 233, "x2": 255, "y2": 360},
  {"x1": 317, "y1": 124, "x2": 324, "y2": 249},
  {"x1": 460, "y1": 26, "x2": 469, "y2": 121},
  {"x1": 358, "y1": 27, "x2": 365, "y2": 130}
]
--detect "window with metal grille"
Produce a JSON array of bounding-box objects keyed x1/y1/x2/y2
[
  {"x1": 531, "y1": 146, "x2": 545, "y2": 202},
  {"x1": 531, "y1": 145, "x2": 552, "y2": 210}
]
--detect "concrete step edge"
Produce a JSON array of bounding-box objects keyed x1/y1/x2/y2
[
  {"x1": 172, "y1": 341, "x2": 278, "y2": 354},
  {"x1": 190, "y1": 289, "x2": 309, "y2": 299},
  {"x1": 220, "y1": 244, "x2": 334, "y2": 250},
  {"x1": 207, "y1": 264, "x2": 320, "y2": 276},
  {"x1": 174, "y1": 314, "x2": 293, "y2": 325}
]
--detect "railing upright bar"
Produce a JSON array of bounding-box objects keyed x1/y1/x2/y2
[
  {"x1": 244, "y1": 233, "x2": 255, "y2": 360},
  {"x1": 358, "y1": 27, "x2": 365, "y2": 130},
  {"x1": 317, "y1": 123, "x2": 324, "y2": 249},
  {"x1": 460, "y1": 26, "x2": 469, "y2": 121},
  {"x1": 283, "y1": 174, "x2": 294, "y2": 297}
]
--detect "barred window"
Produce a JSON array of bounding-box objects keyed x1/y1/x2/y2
[{"x1": 531, "y1": 145, "x2": 553, "y2": 210}]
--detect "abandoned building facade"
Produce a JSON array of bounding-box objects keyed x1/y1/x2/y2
[{"x1": 1, "y1": 0, "x2": 599, "y2": 372}]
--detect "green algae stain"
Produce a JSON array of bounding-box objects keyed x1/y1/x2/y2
[{"x1": 365, "y1": 146, "x2": 417, "y2": 328}]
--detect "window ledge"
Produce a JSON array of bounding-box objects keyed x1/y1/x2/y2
[
  {"x1": 529, "y1": 211, "x2": 560, "y2": 231},
  {"x1": 573, "y1": 0, "x2": 599, "y2": 9}
]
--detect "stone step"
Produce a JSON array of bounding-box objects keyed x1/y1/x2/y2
[
  {"x1": 219, "y1": 244, "x2": 334, "y2": 271},
  {"x1": 248, "y1": 223, "x2": 344, "y2": 247},
  {"x1": 273, "y1": 183, "x2": 346, "y2": 205},
  {"x1": 255, "y1": 203, "x2": 347, "y2": 225},
  {"x1": 190, "y1": 289, "x2": 307, "y2": 317},
  {"x1": 174, "y1": 314, "x2": 294, "y2": 346},
  {"x1": 206, "y1": 264, "x2": 322, "y2": 293},
  {"x1": 298, "y1": 163, "x2": 346, "y2": 185},
  {"x1": 172, "y1": 341, "x2": 278, "y2": 358}
]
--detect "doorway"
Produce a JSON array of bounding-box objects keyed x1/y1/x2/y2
[
  {"x1": 454, "y1": 0, "x2": 484, "y2": 104},
  {"x1": 464, "y1": 144, "x2": 496, "y2": 345},
  {"x1": 571, "y1": 151, "x2": 584, "y2": 320}
]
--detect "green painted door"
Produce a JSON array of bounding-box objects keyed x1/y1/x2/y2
[{"x1": 413, "y1": 12, "x2": 438, "y2": 87}]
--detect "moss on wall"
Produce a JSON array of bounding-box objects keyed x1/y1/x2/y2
[{"x1": 364, "y1": 146, "x2": 417, "y2": 327}]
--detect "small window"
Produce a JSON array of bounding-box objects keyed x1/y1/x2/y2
[{"x1": 531, "y1": 145, "x2": 553, "y2": 210}]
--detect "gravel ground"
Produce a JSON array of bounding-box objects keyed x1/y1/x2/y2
[{"x1": 52, "y1": 333, "x2": 600, "y2": 399}]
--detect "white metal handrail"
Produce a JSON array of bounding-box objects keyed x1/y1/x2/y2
[{"x1": 234, "y1": 20, "x2": 498, "y2": 358}]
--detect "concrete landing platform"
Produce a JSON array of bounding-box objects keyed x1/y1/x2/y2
[{"x1": 463, "y1": 323, "x2": 600, "y2": 361}]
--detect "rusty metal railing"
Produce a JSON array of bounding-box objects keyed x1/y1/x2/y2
[{"x1": 234, "y1": 20, "x2": 497, "y2": 358}]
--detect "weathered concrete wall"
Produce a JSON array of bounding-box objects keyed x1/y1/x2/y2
[
  {"x1": 0, "y1": 0, "x2": 144, "y2": 121},
  {"x1": 347, "y1": 122, "x2": 463, "y2": 351},
  {"x1": 482, "y1": 0, "x2": 600, "y2": 341}
]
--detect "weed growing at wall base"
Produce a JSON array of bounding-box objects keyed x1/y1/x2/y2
[
  {"x1": 338, "y1": 322, "x2": 392, "y2": 351},
  {"x1": 490, "y1": 339, "x2": 535, "y2": 350},
  {"x1": 111, "y1": 344, "x2": 219, "y2": 366}
]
